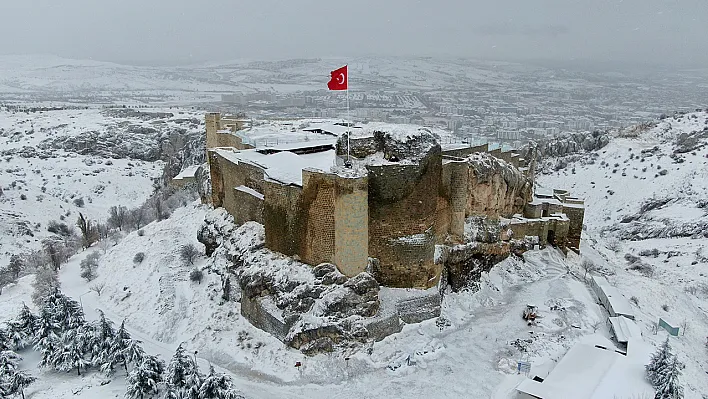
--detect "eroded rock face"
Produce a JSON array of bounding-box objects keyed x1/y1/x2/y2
[
  {"x1": 466, "y1": 153, "x2": 533, "y2": 217},
  {"x1": 442, "y1": 242, "x2": 511, "y2": 291},
  {"x1": 521, "y1": 130, "x2": 610, "y2": 161}
]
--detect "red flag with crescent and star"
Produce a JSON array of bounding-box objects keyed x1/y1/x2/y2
[{"x1": 327, "y1": 65, "x2": 348, "y2": 90}]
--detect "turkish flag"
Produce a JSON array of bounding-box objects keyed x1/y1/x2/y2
[{"x1": 327, "y1": 65, "x2": 348, "y2": 90}]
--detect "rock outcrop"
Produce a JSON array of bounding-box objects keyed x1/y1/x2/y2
[
  {"x1": 440, "y1": 242, "x2": 511, "y2": 291},
  {"x1": 521, "y1": 131, "x2": 610, "y2": 160},
  {"x1": 465, "y1": 153, "x2": 533, "y2": 217}
]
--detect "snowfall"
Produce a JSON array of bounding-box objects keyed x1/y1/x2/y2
[{"x1": 1, "y1": 108, "x2": 708, "y2": 398}]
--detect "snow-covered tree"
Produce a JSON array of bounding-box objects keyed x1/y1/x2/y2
[
  {"x1": 125, "y1": 354, "x2": 165, "y2": 399},
  {"x1": 0, "y1": 350, "x2": 21, "y2": 375},
  {"x1": 102, "y1": 320, "x2": 141, "y2": 375},
  {"x1": 198, "y1": 365, "x2": 242, "y2": 399},
  {"x1": 51, "y1": 327, "x2": 92, "y2": 375},
  {"x1": 5, "y1": 369, "x2": 36, "y2": 399},
  {"x1": 15, "y1": 303, "x2": 38, "y2": 336},
  {"x1": 89, "y1": 310, "x2": 115, "y2": 366},
  {"x1": 646, "y1": 338, "x2": 673, "y2": 384},
  {"x1": 166, "y1": 344, "x2": 201, "y2": 397},
  {"x1": 653, "y1": 356, "x2": 684, "y2": 399},
  {"x1": 4, "y1": 321, "x2": 30, "y2": 351},
  {"x1": 0, "y1": 328, "x2": 9, "y2": 352},
  {"x1": 33, "y1": 307, "x2": 61, "y2": 368},
  {"x1": 166, "y1": 344, "x2": 195, "y2": 389},
  {"x1": 31, "y1": 266, "x2": 59, "y2": 306}
]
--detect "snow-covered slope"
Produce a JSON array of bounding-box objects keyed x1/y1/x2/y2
[
  {"x1": 539, "y1": 110, "x2": 708, "y2": 397},
  {"x1": 0, "y1": 106, "x2": 203, "y2": 264}
]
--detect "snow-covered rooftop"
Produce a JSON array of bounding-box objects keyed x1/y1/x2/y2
[
  {"x1": 214, "y1": 148, "x2": 335, "y2": 186},
  {"x1": 608, "y1": 316, "x2": 642, "y2": 344},
  {"x1": 173, "y1": 164, "x2": 200, "y2": 180},
  {"x1": 515, "y1": 336, "x2": 653, "y2": 399}
]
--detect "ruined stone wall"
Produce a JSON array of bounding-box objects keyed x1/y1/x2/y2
[
  {"x1": 205, "y1": 113, "x2": 221, "y2": 151},
  {"x1": 367, "y1": 151, "x2": 442, "y2": 288},
  {"x1": 333, "y1": 175, "x2": 369, "y2": 277},
  {"x1": 438, "y1": 160, "x2": 469, "y2": 243},
  {"x1": 562, "y1": 205, "x2": 585, "y2": 250},
  {"x1": 509, "y1": 219, "x2": 549, "y2": 245},
  {"x1": 441, "y1": 143, "x2": 489, "y2": 158},
  {"x1": 549, "y1": 218, "x2": 570, "y2": 250},
  {"x1": 264, "y1": 181, "x2": 304, "y2": 257}
]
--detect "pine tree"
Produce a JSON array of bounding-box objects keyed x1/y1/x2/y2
[
  {"x1": 166, "y1": 344, "x2": 197, "y2": 390},
  {"x1": 184, "y1": 368, "x2": 203, "y2": 399},
  {"x1": 4, "y1": 321, "x2": 30, "y2": 351},
  {"x1": 102, "y1": 320, "x2": 138, "y2": 375},
  {"x1": 646, "y1": 338, "x2": 673, "y2": 385},
  {"x1": 653, "y1": 356, "x2": 684, "y2": 399},
  {"x1": 0, "y1": 328, "x2": 9, "y2": 351},
  {"x1": 90, "y1": 310, "x2": 115, "y2": 367},
  {"x1": 199, "y1": 365, "x2": 235, "y2": 399},
  {"x1": 6, "y1": 370, "x2": 36, "y2": 399},
  {"x1": 0, "y1": 350, "x2": 21, "y2": 375},
  {"x1": 15, "y1": 303, "x2": 38, "y2": 335},
  {"x1": 125, "y1": 355, "x2": 165, "y2": 399},
  {"x1": 33, "y1": 307, "x2": 61, "y2": 368},
  {"x1": 51, "y1": 328, "x2": 91, "y2": 376}
]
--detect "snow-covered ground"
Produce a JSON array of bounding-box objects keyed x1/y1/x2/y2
[
  {"x1": 2, "y1": 110, "x2": 707, "y2": 398},
  {"x1": 0, "y1": 106, "x2": 203, "y2": 264},
  {"x1": 539, "y1": 110, "x2": 708, "y2": 398}
]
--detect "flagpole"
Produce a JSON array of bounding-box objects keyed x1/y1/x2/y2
[{"x1": 346, "y1": 65, "x2": 350, "y2": 165}]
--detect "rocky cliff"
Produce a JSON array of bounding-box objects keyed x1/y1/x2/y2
[
  {"x1": 465, "y1": 152, "x2": 533, "y2": 217},
  {"x1": 521, "y1": 131, "x2": 610, "y2": 161}
]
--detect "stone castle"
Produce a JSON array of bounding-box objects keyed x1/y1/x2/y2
[{"x1": 204, "y1": 112, "x2": 585, "y2": 292}]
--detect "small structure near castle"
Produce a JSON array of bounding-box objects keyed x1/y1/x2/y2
[{"x1": 202, "y1": 112, "x2": 585, "y2": 350}]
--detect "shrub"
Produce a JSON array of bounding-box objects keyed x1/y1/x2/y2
[
  {"x1": 20, "y1": 194, "x2": 27, "y2": 200},
  {"x1": 179, "y1": 244, "x2": 200, "y2": 265},
  {"x1": 80, "y1": 251, "x2": 100, "y2": 281},
  {"x1": 133, "y1": 252, "x2": 145, "y2": 264},
  {"x1": 189, "y1": 269, "x2": 204, "y2": 284},
  {"x1": 630, "y1": 296, "x2": 639, "y2": 306},
  {"x1": 73, "y1": 197, "x2": 85, "y2": 207},
  {"x1": 137, "y1": 229, "x2": 144, "y2": 237},
  {"x1": 662, "y1": 304, "x2": 669, "y2": 312}
]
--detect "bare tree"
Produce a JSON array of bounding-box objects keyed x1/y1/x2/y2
[
  {"x1": 98, "y1": 239, "x2": 112, "y2": 255},
  {"x1": 180, "y1": 244, "x2": 200, "y2": 265},
  {"x1": 130, "y1": 206, "x2": 147, "y2": 230},
  {"x1": 76, "y1": 212, "x2": 98, "y2": 249},
  {"x1": 108, "y1": 206, "x2": 129, "y2": 231},
  {"x1": 42, "y1": 238, "x2": 68, "y2": 271},
  {"x1": 581, "y1": 258, "x2": 596, "y2": 279},
  {"x1": 90, "y1": 282, "x2": 106, "y2": 296}
]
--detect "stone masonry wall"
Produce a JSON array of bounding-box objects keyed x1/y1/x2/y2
[
  {"x1": 208, "y1": 150, "x2": 265, "y2": 224},
  {"x1": 367, "y1": 151, "x2": 442, "y2": 288},
  {"x1": 333, "y1": 175, "x2": 369, "y2": 277},
  {"x1": 232, "y1": 188, "x2": 264, "y2": 225},
  {"x1": 300, "y1": 171, "x2": 337, "y2": 267},
  {"x1": 264, "y1": 181, "x2": 304, "y2": 257},
  {"x1": 562, "y1": 205, "x2": 585, "y2": 250}
]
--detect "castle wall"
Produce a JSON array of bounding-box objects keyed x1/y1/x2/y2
[
  {"x1": 440, "y1": 143, "x2": 489, "y2": 158},
  {"x1": 300, "y1": 171, "x2": 337, "y2": 267},
  {"x1": 208, "y1": 150, "x2": 265, "y2": 224},
  {"x1": 333, "y1": 175, "x2": 369, "y2": 277},
  {"x1": 438, "y1": 160, "x2": 469, "y2": 243},
  {"x1": 367, "y1": 151, "x2": 442, "y2": 289},
  {"x1": 264, "y1": 181, "x2": 304, "y2": 257},
  {"x1": 466, "y1": 158, "x2": 532, "y2": 218},
  {"x1": 232, "y1": 187, "x2": 264, "y2": 225},
  {"x1": 562, "y1": 205, "x2": 585, "y2": 250}
]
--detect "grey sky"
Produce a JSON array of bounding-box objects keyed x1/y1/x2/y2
[{"x1": 1, "y1": 0, "x2": 706, "y2": 67}]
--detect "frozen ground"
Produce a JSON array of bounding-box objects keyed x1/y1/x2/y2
[
  {"x1": 2, "y1": 110, "x2": 707, "y2": 398},
  {"x1": 0, "y1": 106, "x2": 203, "y2": 264}
]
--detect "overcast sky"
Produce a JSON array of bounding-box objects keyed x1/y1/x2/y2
[{"x1": 1, "y1": 0, "x2": 706, "y2": 67}]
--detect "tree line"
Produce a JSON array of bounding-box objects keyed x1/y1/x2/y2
[{"x1": 0, "y1": 289, "x2": 244, "y2": 399}]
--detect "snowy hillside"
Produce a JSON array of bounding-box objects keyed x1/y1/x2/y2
[
  {"x1": 0, "y1": 106, "x2": 204, "y2": 264},
  {"x1": 539, "y1": 110, "x2": 708, "y2": 397}
]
